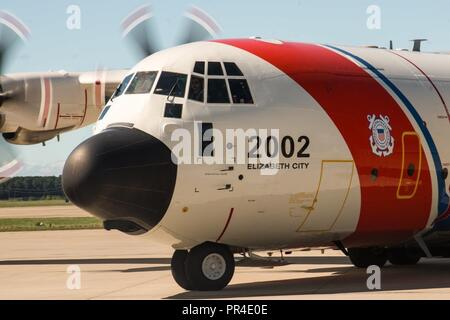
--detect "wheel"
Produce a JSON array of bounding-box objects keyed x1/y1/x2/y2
[
  {"x1": 348, "y1": 247, "x2": 388, "y2": 268},
  {"x1": 388, "y1": 248, "x2": 421, "y2": 265},
  {"x1": 185, "y1": 242, "x2": 235, "y2": 291},
  {"x1": 171, "y1": 250, "x2": 193, "y2": 290}
]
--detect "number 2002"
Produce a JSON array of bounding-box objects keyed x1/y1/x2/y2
[{"x1": 247, "y1": 135, "x2": 310, "y2": 159}]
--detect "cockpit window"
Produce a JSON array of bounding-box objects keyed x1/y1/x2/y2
[
  {"x1": 188, "y1": 75, "x2": 204, "y2": 102},
  {"x1": 154, "y1": 72, "x2": 187, "y2": 98},
  {"x1": 228, "y1": 79, "x2": 253, "y2": 104},
  {"x1": 188, "y1": 61, "x2": 254, "y2": 105},
  {"x1": 126, "y1": 71, "x2": 157, "y2": 94},
  {"x1": 224, "y1": 62, "x2": 243, "y2": 76},
  {"x1": 207, "y1": 62, "x2": 224, "y2": 76},
  {"x1": 113, "y1": 73, "x2": 134, "y2": 98},
  {"x1": 193, "y1": 61, "x2": 205, "y2": 74},
  {"x1": 207, "y1": 79, "x2": 230, "y2": 103}
]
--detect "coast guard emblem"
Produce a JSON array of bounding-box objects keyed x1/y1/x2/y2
[{"x1": 367, "y1": 114, "x2": 394, "y2": 157}]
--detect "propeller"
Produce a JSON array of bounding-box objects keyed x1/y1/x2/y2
[
  {"x1": 121, "y1": 5, "x2": 160, "y2": 58},
  {"x1": 178, "y1": 6, "x2": 222, "y2": 46},
  {"x1": 121, "y1": 5, "x2": 221, "y2": 59},
  {"x1": 0, "y1": 137, "x2": 22, "y2": 182},
  {"x1": 0, "y1": 10, "x2": 30, "y2": 107},
  {"x1": 0, "y1": 5, "x2": 221, "y2": 183},
  {"x1": 0, "y1": 11, "x2": 29, "y2": 182}
]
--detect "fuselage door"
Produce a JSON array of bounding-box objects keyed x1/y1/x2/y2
[{"x1": 297, "y1": 160, "x2": 354, "y2": 232}]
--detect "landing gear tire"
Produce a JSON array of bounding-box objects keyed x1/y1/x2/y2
[
  {"x1": 388, "y1": 248, "x2": 421, "y2": 265},
  {"x1": 171, "y1": 250, "x2": 193, "y2": 290},
  {"x1": 348, "y1": 247, "x2": 388, "y2": 268},
  {"x1": 185, "y1": 242, "x2": 235, "y2": 291}
]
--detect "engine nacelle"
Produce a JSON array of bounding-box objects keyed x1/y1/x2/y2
[
  {"x1": 0, "y1": 69, "x2": 127, "y2": 144},
  {"x1": 2, "y1": 127, "x2": 70, "y2": 145}
]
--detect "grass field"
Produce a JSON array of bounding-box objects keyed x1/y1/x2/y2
[
  {"x1": 0, "y1": 199, "x2": 70, "y2": 208},
  {"x1": 0, "y1": 217, "x2": 102, "y2": 232}
]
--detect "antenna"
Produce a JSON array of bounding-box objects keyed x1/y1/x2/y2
[{"x1": 410, "y1": 39, "x2": 428, "y2": 52}]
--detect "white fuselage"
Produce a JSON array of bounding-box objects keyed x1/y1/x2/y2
[{"x1": 93, "y1": 40, "x2": 450, "y2": 251}]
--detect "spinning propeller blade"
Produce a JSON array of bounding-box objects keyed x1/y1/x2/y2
[{"x1": 122, "y1": 4, "x2": 221, "y2": 59}]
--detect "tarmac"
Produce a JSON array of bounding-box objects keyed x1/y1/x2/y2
[
  {"x1": 1, "y1": 206, "x2": 450, "y2": 300},
  {"x1": 0, "y1": 205, "x2": 89, "y2": 218}
]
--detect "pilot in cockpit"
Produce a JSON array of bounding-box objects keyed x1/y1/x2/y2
[{"x1": 188, "y1": 76, "x2": 204, "y2": 102}]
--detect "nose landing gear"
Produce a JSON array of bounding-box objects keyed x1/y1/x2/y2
[{"x1": 171, "y1": 242, "x2": 235, "y2": 291}]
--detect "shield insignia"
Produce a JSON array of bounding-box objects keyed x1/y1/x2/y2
[{"x1": 368, "y1": 114, "x2": 394, "y2": 157}]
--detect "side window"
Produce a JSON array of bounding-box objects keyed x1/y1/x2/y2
[
  {"x1": 154, "y1": 72, "x2": 187, "y2": 98},
  {"x1": 208, "y1": 62, "x2": 224, "y2": 76},
  {"x1": 228, "y1": 79, "x2": 254, "y2": 104},
  {"x1": 188, "y1": 75, "x2": 204, "y2": 102},
  {"x1": 207, "y1": 79, "x2": 230, "y2": 103},
  {"x1": 113, "y1": 74, "x2": 134, "y2": 98},
  {"x1": 224, "y1": 62, "x2": 243, "y2": 76},
  {"x1": 126, "y1": 71, "x2": 157, "y2": 94},
  {"x1": 193, "y1": 61, "x2": 205, "y2": 74}
]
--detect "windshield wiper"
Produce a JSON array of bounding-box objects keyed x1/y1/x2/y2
[
  {"x1": 167, "y1": 78, "x2": 180, "y2": 103},
  {"x1": 110, "y1": 85, "x2": 121, "y2": 102}
]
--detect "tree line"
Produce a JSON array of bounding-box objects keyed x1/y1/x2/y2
[{"x1": 0, "y1": 176, "x2": 66, "y2": 200}]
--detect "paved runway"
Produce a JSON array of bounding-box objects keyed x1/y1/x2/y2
[
  {"x1": 1, "y1": 229, "x2": 450, "y2": 299},
  {"x1": 0, "y1": 205, "x2": 89, "y2": 218}
]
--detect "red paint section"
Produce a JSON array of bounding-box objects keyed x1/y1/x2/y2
[
  {"x1": 397, "y1": 133, "x2": 422, "y2": 197},
  {"x1": 216, "y1": 208, "x2": 234, "y2": 243},
  {"x1": 42, "y1": 78, "x2": 51, "y2": 128},
  {"x1": 389, "y1": 52, "x2": 450, "y2": 226},
  {"x1": 216, "y1": 39, "x2": 433, "y2": 246}
]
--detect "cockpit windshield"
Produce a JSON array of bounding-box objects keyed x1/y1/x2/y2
[
  {"x1": 186, "y1": 61, "x2": 255, "y2": 105},
  {"x1": 154, "y1": 72, "x2": 187, "y2": 98},
  {"x1": 126, "y1": 71, "x2": 157, "y2": 94},
  {"x1": 112, "y1": 73, "x2": 134, "y2": 99}
]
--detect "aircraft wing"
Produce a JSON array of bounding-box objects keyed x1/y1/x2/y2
[{"x1": 0, "y1": 69, "x2": 129, "y2": 145}]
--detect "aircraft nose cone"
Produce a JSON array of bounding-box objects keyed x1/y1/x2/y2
[{"x1": 62, "y1": 127, "x2": 177, "y2": 232}]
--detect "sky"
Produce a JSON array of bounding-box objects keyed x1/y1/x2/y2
[{"x1": 2, "y1": 0, "x2": 450, "y2": 176}]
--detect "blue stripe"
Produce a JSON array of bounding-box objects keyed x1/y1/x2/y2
[{"x1": 326, "y1": 45, "x2": 449, "y2": 216}]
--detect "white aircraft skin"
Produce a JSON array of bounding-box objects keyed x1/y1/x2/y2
[
  {"x1": 61, "y1": 39, "x2": 450, "y2": 290},
  {"x1": 91, "y1": 40, "x2": 450, "y2": 247},
  {"x1": 92, "y1": 41, "x2": 357, "y2": 249}
]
